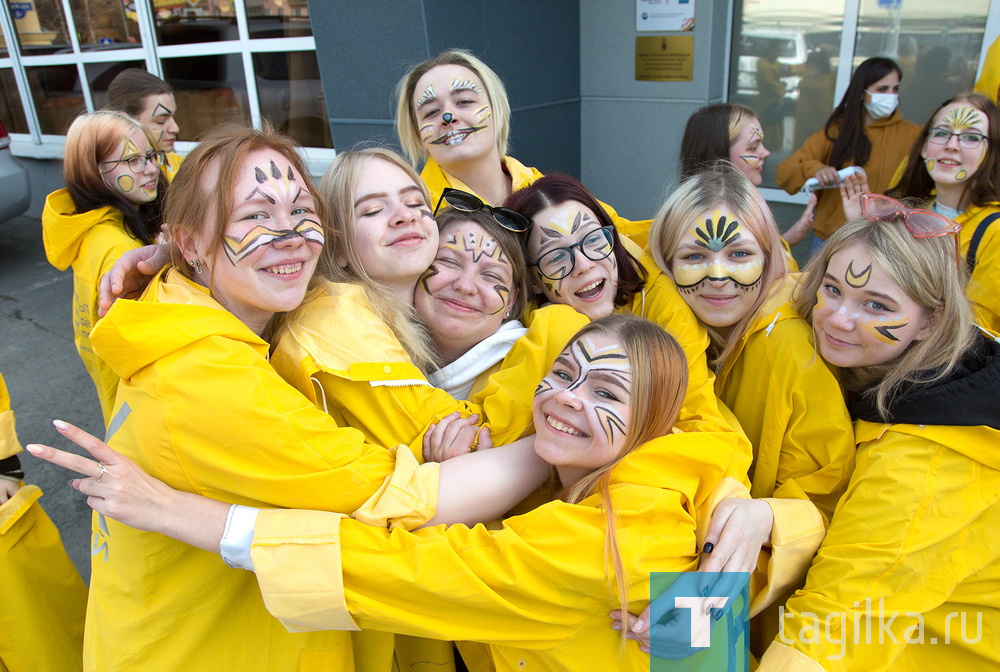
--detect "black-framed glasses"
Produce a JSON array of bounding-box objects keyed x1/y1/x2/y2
[
  {"x1": 926, "y1": 127, "x2": 988, "y2": 150},
  {"x1": 434, "y1": 188, "x2": 531, "y2": 233},
  {"x1": 100, "y1": 150, "x2": 167, "y2": 174},
  {"x1": 530, "y1": 226, "x2": 615, "y2": 280},
  {"x1": 101, "y1": 149, "x2": 167, "y2": 173}
]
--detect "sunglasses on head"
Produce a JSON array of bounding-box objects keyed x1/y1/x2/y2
[
  {"x1": 859, "y1": 193, "x2": 961, "y2": 267},
  {"x1": 433, "y1": 188, "x2": 531, "y2": 233}
]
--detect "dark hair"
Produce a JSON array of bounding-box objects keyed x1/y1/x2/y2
[
  {"x1": 825, "y1": 57, "x2": 902, "y2": 169},
  {"x1": 889, "y1": 93, "x2": 1000, "y2": 210},
  {"x1": 107, "y1": 69, "x2": 173, "y2": 118},
  {"x1": 680, "y1": 103, "x2": 757, "y2": 179},
  {"x1": 434, "y1": 206, "x2": 530, "y2": 323},
  {"x1": 63, "y1": 110, "x2": 165, "y2": 245},
  {"x1": 503, "y1": 172, "x2": 647, "y2": 308}
]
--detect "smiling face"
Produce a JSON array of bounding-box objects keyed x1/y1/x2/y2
[
  {"x1": 671, "y1": 207, "x2": 764, "y2": 333},
  {"x1": 921, "y1": 102, "x2": 989, "y2": 204},
  {"x1": 412, "y1": 64, "x2": 496, "y2": 169},
  {"x1": 350, "y1": 157, "x2": 438, "y2": 295},
  {"x1": 527, "y1": 201, "x2": 618, "y2": 320},
  {"x1": 99, "y1": 128, "x2": 160, "y2": 204},
  {"x1": 532, "y1": 330, "x2": 632, "y2": 486},
  {"x1": 415, "y1": 219, "x2": 518, "y2": 364},
  {"x1": 136, "y1": 92, "x2": 179, "y2": 152},
  {"x1": 813, "y1": 242, "x2": 932, "y2": 369},
  {"x1": 728, "y1": 118, "x2": 769, "y2": 186}
]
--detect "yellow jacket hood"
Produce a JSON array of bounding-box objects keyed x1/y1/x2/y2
[
  {"x1": 93, "y1": 268, "x2": 267, "y2": 380},
  {"x1": 42, "y1": 188, "x2": 128, "y2": 271}
]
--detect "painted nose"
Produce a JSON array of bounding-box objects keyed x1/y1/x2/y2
[{"x1": 442, "y1": 111, "x2": 456, "y2": 125}]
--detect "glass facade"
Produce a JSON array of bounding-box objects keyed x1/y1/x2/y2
[
  {"x1": 729, "y1": 0, "x2": 992, "y2": 191},
  {"x1": 0, "y1": 0, "x2": 330, "y2": 149}
]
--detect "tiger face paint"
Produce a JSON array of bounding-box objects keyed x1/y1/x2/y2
[
  {"x1": 526, "y1": 201, "x2": 619, "y2": 320},
  {"x1": 671, "y1": 208, "x2": 765, "y2": 331},
  {"x1": 412, "y1": 64, "x2": 496, "y2": 164},
  {"x1": 532, "y1": 331, "x2": 632, "y2": 486},
  {"x1": 100, "y1": 130, "x2": 160, "y2": 205},
  {"x1": 813, "y1": 242, "x2": 933, "y2": 369},
  {"x1": 137, "y1": 93, "x2": 180, "y2": 152},
  {"x1": 921, "y1": 102, "x2": 989, "y2": 197},
  {"x1": 728, "y1": 117, "x2": 770, "y2": 186},
  {"x1": 414, "y1": 220, "x2": 518, "y2": 365},
  {"x1": 201, "y1": 148, "x2": 323, "y2": 335}
]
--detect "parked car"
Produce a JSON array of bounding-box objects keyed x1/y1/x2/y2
[{"x1": 0, "y1": 118, "x2": 30, "y2": 224}]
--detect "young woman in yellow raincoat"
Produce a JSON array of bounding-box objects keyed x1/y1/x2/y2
[
  {"x1": 394, "y1": 49, "x2": 649, "y2": 245},
  {"x1": 0, "y1": 372, "x2": 87, "y2": 672},
  {"x1": 73, "y1": 124, "x2": 550, "y2": 672},
  {"x1": 889, "y1": 93, "x2": 1000, "y2": 333},
  {"x1": 33, "y1": 314, "x2": 819, "y2": 672},
  {"x1": 41, "y1": 111, "x2": 168, "y2": 425},
  {"x1": 758, "y1": 202, "x2": 1000, "y2": 670}
]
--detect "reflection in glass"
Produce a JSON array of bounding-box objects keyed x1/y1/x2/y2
[
  {"x1": 855, "y1": 1, "x2": 989, "y2": 128},
  {"x1": 0, "y1": 68, "x2": 28, "y2": 132},
  {"x1": 246, "y1": 0, "x2": 311, "y2": 39},
  {"x1": 154, "y1": 2, "x2": 237, "y2": 46},
  {"x1": 728, "y1": 3, "x2": 845, "y2": 186},
  {"x1": 5, "y1": 0, "x2": 71, "y2": 55},
  {"x1": 253, "y1": 51, "x2": 330, "y2": 148},
  {"x1": 86, "y1": 60, "x2": 143, "y2": 109},
  {"x1": 68, "y1": 0, "x2": 141, "y2": 48},
  {"x1": 162, "y1": 54, "x2": 249, "y2": 140},
  {"x1": 28, "y1": 64, "x2": 85, "y2": 133}
]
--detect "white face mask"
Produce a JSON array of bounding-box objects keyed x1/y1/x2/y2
[{"x1": 864, "y1": 92, "x2": 898, "y2": 120}]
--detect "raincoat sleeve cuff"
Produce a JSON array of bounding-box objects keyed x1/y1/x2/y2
[
  {"x1": 220, "y1": 504, "x2": 259, "y2": 570},
  {"x1": 352, "y1": 445, "x2": 439, "y2": 530},
  {"x1": 694, "y1": 476, "x2": 750, "y2": 550},
  {"x1": 251, "y1": 508, "x2": 360, "y2": 633},
  {"x1": 0, "y1": 408, "x2": 21, "y2": 459},
  {"x1": 747, "y1": 498, "x2": 826, "y2": 617},
  {"x1": 758, "y1": 640, "x2": 827, "y2": 672}
]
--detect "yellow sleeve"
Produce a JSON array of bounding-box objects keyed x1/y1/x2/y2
[
  {"x1": 776, "y1": 128, "x2": 833, "y2": 195},
  {"x1": 761, "y1": 431, "x2": 1000, "y2": 670},
  {"x1": 0, "y1": 373, "x2": 21, "y2": 460},
  {"x1": 968, "y1": 219, "x2": 1000, "y2": 333},
  {"x1": 472, "y1": 304, "x2": 590, "y2": 445}
]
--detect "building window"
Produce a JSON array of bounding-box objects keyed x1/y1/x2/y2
[{"x1": 0, "y1": 0, "x2": 331, "y2": 155}]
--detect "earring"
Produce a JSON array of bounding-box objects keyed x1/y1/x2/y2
[
  {"x1": 193, "y1": 260, "x2": 204, "y2": 275},
  {"x1": 505, "y1": 310, "x2": 510, "y2": 318}
]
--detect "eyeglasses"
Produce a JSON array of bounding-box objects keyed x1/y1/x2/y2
[
  {"x1": 433, "y1": 188, "x2": 531, "y2": 233},
  {"x1": 530, "y1": 226, "x2": 615, "y2": 280},
  {"x1": 859, "y1": 193, "x2": 961, "y2": 266},
  {"x1": 100, "y1": 150, "x2": 167, "y2": 174},
  {"x1": 926, "y1": 126, "x2": 988, "y2": 150}
]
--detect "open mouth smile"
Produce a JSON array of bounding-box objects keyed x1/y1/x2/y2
[
  {"x1": 574, "y1": 279, "x2": 606, "y2": 300},
  {"x1": 545, "y1": 414, "x2": 588, "y2": 437},
  {"x1": 430, "y1": 126, "x2": 486, "y2": 146}
]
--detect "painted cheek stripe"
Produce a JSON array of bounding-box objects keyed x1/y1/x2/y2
[
  {"x1": 674, "y1": 259, "x2": 763, "y2": 289},
  {"x1": 223, "y1": 219, "x2": 325, "y2": 265}
]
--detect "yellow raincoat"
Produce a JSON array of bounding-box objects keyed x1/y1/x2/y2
[
  {"x1": 956, "y1": 202, "x2": 1000, "y2": 332},
  {"x1": 715, "y1": 276, "x2": 855, "y2": 523},
  {"x1": 249, "y1": 424, "x2": 754, "y2": 672},
  {"x1": 41, "y1": 189, "x2": 145, "y2": 425},
  {"x1": 759, "y1": 422, "x2": 1000, "y2": 670},
  {"x1": 0, "y1": 372, "x2": 87, "y2": 672},
  {"x1": 163, "y1": 151, "x2": 184, "y2": 182},
  {"x1": 420, "y1": 155, "x2": 651, "y2": 247},
  {"x1": 86, "y1": 268, "x2": 439, "y2": 672},
  {"x1": 974, "y1": 36, "x2": 1000, "y2": 103}
]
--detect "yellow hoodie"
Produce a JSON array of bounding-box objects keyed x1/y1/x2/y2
[
  {"x1": 956, "y1": 202, "x2": 1000, "y2": 333},
  {"x1": 41, "y1": 188, "x2": 145, "y2": 425},
  {"x1": 86, "y1": 268, "x2": 439, "y2": 672},
  {"x1": 421, "y1": 155, "x2": 652, "y2": 247},
  {"x1": 0, "y1": 372, "x2": 88, "y2": 672}
]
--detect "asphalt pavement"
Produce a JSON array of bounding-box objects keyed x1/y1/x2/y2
[{"x1": 1, "y1": 213, "x2": 104, "y2": 580}]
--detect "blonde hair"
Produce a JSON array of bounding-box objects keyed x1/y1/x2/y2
[
  {"x1": 727, "y1": 104, "x2": 758, "y2": 144},
  {"x1": 394, "y1": 49, "x2": 511, "y2": 166},
  {"x1": 317, "y1": 147, "x2": 437, "y2": 372},
  {"x1": 559, "y1": 315, "x2": 688, "y2": 632},
  {"x1": 793, "y1": 217, "x2": 975, "y2": 419},
  {"x1": 648, "y1": 162, "x2": 787, "y2": 366},
  {"x1": 63, "y1": 110, "x2": 165, "y2": 244}
]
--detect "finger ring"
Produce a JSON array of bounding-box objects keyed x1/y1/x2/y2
[{"x1": 96, "y1": 463, "x2": 110, "y2": 482}]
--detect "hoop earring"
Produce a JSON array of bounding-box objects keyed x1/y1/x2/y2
[{"x1": 193, "y1": 260, "x2": 204, "y2": 275}]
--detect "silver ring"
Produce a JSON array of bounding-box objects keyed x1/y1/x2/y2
[{"x1": 96, "y1": 463, "x2": 110, "y2": 482}]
